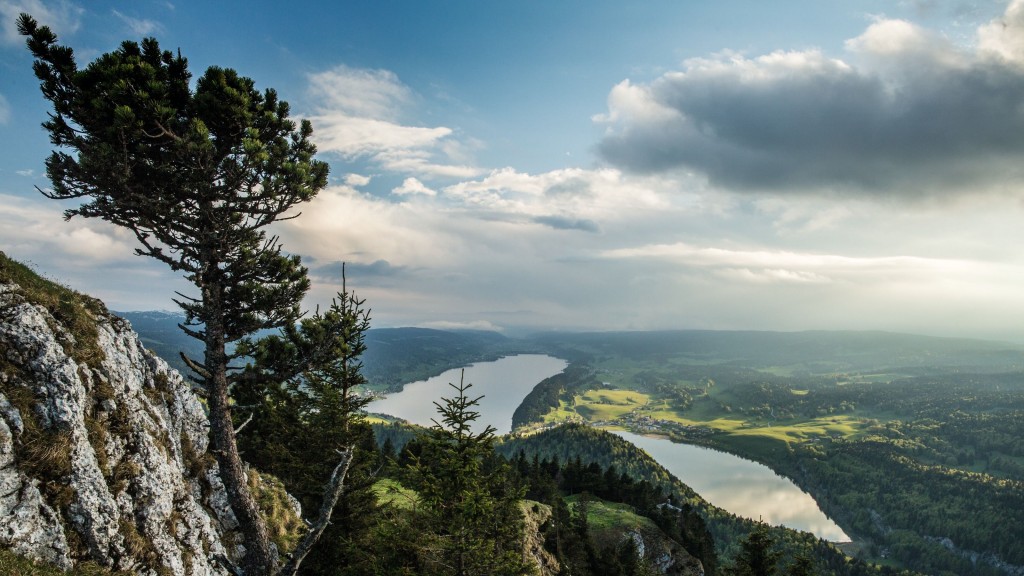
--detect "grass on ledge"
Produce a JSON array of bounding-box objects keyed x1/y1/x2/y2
[
  {"x1": 0, "y1": 251, "x2": 106, "y2": 367},
  {"x1": 0, "y1": 548, "x2": 131, "y2": 576}
]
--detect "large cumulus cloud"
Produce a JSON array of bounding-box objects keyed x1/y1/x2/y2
[{"x1": 596, "y1": 1, "x2": 1024, "y2": 196}]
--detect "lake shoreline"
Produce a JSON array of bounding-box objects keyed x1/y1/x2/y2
[{"x1": 373, "y1": 354, "x2": 851, "y2": 542}]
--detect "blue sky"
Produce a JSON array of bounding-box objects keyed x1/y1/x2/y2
[{"x1": 4, "y1": 0, "x2": 1024, "y2": 340}]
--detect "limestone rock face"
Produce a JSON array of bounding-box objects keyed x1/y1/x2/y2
[{"x1": 0, "y1": 281, "x2": 236, "y2": 575}]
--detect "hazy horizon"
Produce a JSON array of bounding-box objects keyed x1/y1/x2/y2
[{"x1": 5, "y1": 1, "x2": 1024, "y2": 342}]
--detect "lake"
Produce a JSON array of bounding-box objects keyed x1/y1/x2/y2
[
  {"x1": 370, "y1": 354, "x2": 848, "y2": 541},
  {"x1": 615, "y1": 430, "x2": 849, "y2": 541},
  {"x1": 367, "y1": 354, "x2": 569, "y2": 434}
]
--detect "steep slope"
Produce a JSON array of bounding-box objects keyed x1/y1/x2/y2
[{"x1": 0, "y1": 253, "x2": 236, "y2": 575}]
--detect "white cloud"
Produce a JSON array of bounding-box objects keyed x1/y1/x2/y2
[
  {"x1": 416, "y1": 319, "x2": 504, "y2": 332},
  {"x1": 715, "y1": 268, "x2": 831, "y2": 284},
  {"x1": 272, "y1": 168, "x2": 690, "y2": 328},
  {"x1": 0, "y1": 193, "x2": 140, "y2": 264},
  {"x1": 601, "y1": 241, "x2": 978, "y2": 285},
  {"x1": 308, "y1": 65, "x2": 412, "y2": 120},
  {"x1": 978, "y1": 0, "x2": 1024, "y2": 63},
  {"x1": 442, "y1": 166, "x2": 669, "y2": 220},
  {"x1": 754, "y1": 197, "x2": 854, "y2": 234},
  {"x1": 306, "y1": 65, "x2": 482, "y2": 179},
  {"x1": 592, "y1": 79, "x2": 680, "y2": 125},
  {"x1": 392, "y1": 177, "x2": 436, "y2": 197},
  {"x1": 344, "y1": 173, "x2": 371, "y2": 187},
  {"x1": 277, "y1": 168, "x2": 681, "y2": 299},
  {"x1": 372, "y1": 149, "x2": 481, "y2": 179},
  {"x1": 596, "y1": 1, "x2": 1024, "y2": 197},
  {"x1": 309, "y1": 113, "x2": 451, "y2": 157},
  {"x1": 0, "y1": 191, "x2": 190, "y2": 311},
  {"x1": 275, "y1": 184, "x2": 456, "y2": 270},
  {"x1": 1, "y1": 0, "x2": 82, "y2": 44},
  {"x1": 111, "y1": 9, "x2": 162, "y2": 36}
]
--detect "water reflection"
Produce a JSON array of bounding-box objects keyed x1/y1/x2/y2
[
  {"x1": 616, "y1": 431, "x2": 850, "y2": 542},
  {"x1": 367, "y1": 355, "x2": 568, "y2": 434}
]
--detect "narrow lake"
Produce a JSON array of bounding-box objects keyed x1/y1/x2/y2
[
  {"x1": 371, "y1": 354, "x2": 848, "y2": 541},
  {"x1": 367, "y1": 354, "x2": 569, "y2": 434},
  {"x1": 615, "y1": 431, "x2": 849, "y2": 542}
]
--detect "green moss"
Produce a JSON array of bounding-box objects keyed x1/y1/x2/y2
[
  {"x1": 144, "y1": 375, "x2": 166, "y2": 405},
  {"x1": 152, "y1": 372, "x2": 170, "y2": 395},
  {"x1": 181, "y1": 546, "x2": 194, "y2": 575},
  {"x1": 65, "y1": 529, "x2": 90, "y2": 564},
  {"x1": 0, "y1": 251, "x2": 107, "y2": 368},
  {"x1": 106, "y1": 398, "x2": 134, "y2": 439},
  {"x1": 83, "y1": 380, "x2": 114, "y2": 478},
  {"x1": 93, "y1": 378, "x2": 115, "y2": 403},
  {"x1": 564, "y1": 495, "x2": 658, "y2": 534},
  {"x1": 118, "y1": 518, "x2": 148, "y2": 559}
]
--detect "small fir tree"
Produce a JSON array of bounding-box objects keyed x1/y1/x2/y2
[
  {"x1": 234, "y1": 275, "x2": 377, "y2": 575},
  {"x1": 785, "y1": 554, "x2": 816, "y2": 576},
  {"x1": 411, "y1": 372, "x2": 530, "y2": 576},
  {"x1": 733, "y1": 524, "x2": 782, "y2": 576}
]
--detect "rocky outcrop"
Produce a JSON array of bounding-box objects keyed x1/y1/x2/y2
[
  {"x1": 521, "y1": 501, "x2": 560, "y2": 576},
  {"x1": 0, "y1": 278, "x2": 235, "y2": 575},
  {"x1": 587, "y1": 519, "x2": 704, "y2": 576}
]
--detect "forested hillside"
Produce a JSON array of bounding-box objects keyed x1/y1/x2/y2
[
  {"x1": 514, "y1": 331, "x2": 1024, "y2": 576},
  {"x1": 361, "y1": 327, "x2": 536, "y2": 391}
]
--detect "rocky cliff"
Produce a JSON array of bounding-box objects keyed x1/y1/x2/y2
[{"x1": 0, "y1": 258, "x2": 236, "y2": 575}]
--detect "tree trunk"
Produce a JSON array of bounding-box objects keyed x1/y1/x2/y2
[{"x1": 205, "y1": 285, "x2": 278, "y2": 576}]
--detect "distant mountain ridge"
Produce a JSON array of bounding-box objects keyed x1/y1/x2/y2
[
  {"x1": 119, "y1": 311, "x2": 1024, "y2": 389},
  {"x1": 528, "y1": 329, "x2": 1024, "y2": 373},
  {"x1": 115, "y1": 313, "x2": 539, "y2": 391}
]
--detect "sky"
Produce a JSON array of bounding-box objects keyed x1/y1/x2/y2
[{"x1": 3, "y1": 0, "x2": 1024, "y2": 341}]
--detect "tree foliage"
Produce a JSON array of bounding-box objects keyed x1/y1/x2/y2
[
  {"x1": 19, "y1": 14, "x2": 351, "y2": 576},
  {"x1": 732, "y1": 524, "x2": 782, "y2": 576},
  {"x1": 235, "y1": 279, "x2": 380, "y2": 575},
  {"x1": 409, "y1": 374, "x2": 530, "y2": 576}
]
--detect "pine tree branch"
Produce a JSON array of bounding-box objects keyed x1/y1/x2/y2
[
  {"x1": 234, "y1": 412, "x2": 254, "y2": 435},
  {"x1": 277, "y1": 447, "x2": 354, "y2": 576},
  {"x1": 180, "y1": 352, "x2": 212, "y2": 379}
]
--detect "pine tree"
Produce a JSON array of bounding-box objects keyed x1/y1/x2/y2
[
  {"x1": 733, "y1": 524, "x2": 782, "y2": 576},
  {"x1": 411, "y1": 372, "x2": 530, "y2": 576},
  {"x1": 785, "y1": 554, "x2": 816, "y2": 576},
  {"x1": 19, "y1": 15, "x2": 349, "y2": 576}
]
